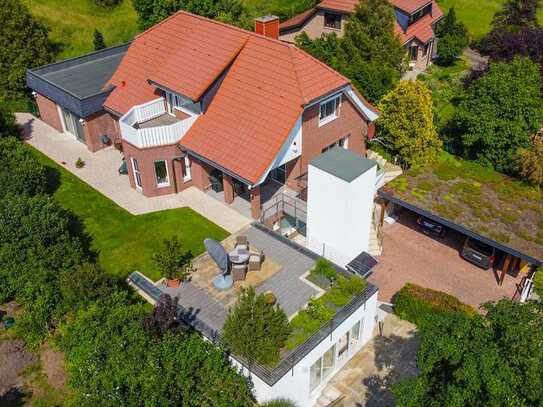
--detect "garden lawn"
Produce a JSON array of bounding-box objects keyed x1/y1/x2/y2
[
  {"x1": 436, "y1": 0, "x2": 543, "y2": 40},
  {"x1": 23, "y1": 0, "x2": 139, "y2": 60},
  {"x1": 31, "y1": 148, "x2": 228, "y2": 281}
]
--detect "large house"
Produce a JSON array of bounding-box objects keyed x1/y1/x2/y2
[
  {"x1": 27, "y1": 11, "x2": 379, "y2": 220},
  {"x1": 279, "y1": 0, "x2": 444, "y2": 70}
]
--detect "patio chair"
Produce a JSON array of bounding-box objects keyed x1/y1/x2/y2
[
  {"x1": 235, "y1": 235, "x2": 249, "y2": 251},
  {"x1": 232, "y1": 263, "x2": 247, "y2": 282},
  {"x1": 249, "y1": 250, "x2": 264, "y2": 272}
]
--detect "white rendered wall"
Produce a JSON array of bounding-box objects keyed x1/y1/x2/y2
[
  {"x1": 306, "y1": 164, "x2": 377, "y2": 267},
  {"x1": 231, "y1": 290, "x2": 378, "y2": 407}
]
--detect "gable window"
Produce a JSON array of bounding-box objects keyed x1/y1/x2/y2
[
  {"x1": 324, "y1": 12, "x2": 341, "y2": 30},
  {"x1": 322, "y1": 136, "x2": 349, "y2": 153},
  {"x1": 154, "y1": 160, "x2": 170, "y2": 187},
  {"x1": 319, "y1": 95, "x2": 341, "y2": 126},
  {"x1": 408, "y1": 3, "x2": 432, "y2": 25},
  {"x1": 166, "y1": 91, "x2": 187, "y2": 115}
]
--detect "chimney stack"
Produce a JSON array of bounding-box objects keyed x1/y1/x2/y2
[{"x1": 255, "y1": 15, "x2": 280, "y2": 39}]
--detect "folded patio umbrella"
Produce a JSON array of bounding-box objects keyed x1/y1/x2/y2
[{"x1": 204, "y1": 238, "x2": 229, "y2": 275}]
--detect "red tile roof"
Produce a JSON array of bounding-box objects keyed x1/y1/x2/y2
[
  {"x1": 318, "y1": 0, "x2": 359, "y2": 13},
  {"x1": 280, "y1": 7, "x2": 318, "y2": 32},
  {"x1": 105, "y1": 11, "x2": 360, "y2": 185},
  {"x1": 390, "y1": 0, "x2": 432, "y2": 14},
  {"x1": 395, "y1": 3, "x2": 443, "y2": 44}
]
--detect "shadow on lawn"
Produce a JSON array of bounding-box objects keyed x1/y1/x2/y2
[{"x1": 358, "y1": 332, "x2": 420, "y2": 407}]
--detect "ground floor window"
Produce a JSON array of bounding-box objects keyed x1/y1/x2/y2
[
  {"x1": 322, "y1": 136, "x2": 349, "y2": 153},
  {"x1": 270, "y1": 164, "x2": 286, "y2": 185},
  {"x1": 409, "y1": 45, "x2": 419, "y2": 61},
  {"x1": 154, "y1": 160, "x2": 170, "y2": 187},
  {"x1": 132, "y1": 158, "x2": 142, "y2": 191},
  {"x1": 310, "y1": 344, "x2": 336, "y2": 392}
]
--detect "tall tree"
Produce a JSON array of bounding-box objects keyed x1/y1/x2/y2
[
  {"x1": 376, "y1": 80, "x2": 442, "y2": 167},
  {"x1": 0, "y1": 0, "x2": 52, "y2": 99},
  {"x1": 453, "y1": 57, "x2": 543, "y2": 174},
  {"x1": 297, "y1": 0, "x2": 405, "y2": 102},
  {"x1": 93, "y1": 29, "x2": 106, "y2": 51},
  {"x1": 435, "y1": 8, "x2": 469, "y2": 66},
  {"x1": 393, "y1": 299, "x2": 543, "y2": 406},
  {"x1": 492, "y1": 0, "x2": 540, "y2": 29}
]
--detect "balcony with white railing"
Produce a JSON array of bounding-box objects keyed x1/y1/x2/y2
[{"x1": 119, "y1": 98, "x2": 199, "y2": 149}]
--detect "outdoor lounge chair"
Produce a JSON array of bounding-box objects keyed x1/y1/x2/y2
[
  {"x1": 249, "y1": 250, "x2": 264, "y2": 271},
  {"x1": 235, "y1": 235, "x2": 249, "y2": 250},
  {"x1": 231, "y1": 263, "x2": 247, "y2": 282}
]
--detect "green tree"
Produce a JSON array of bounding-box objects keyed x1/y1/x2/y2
[
  {"x1": 0, "y1": 107, "x2": 19, "y2": 138},
  {"x1": 132, "y1": 0, "x2": 253, "y2": 30},
  {"x1": 223, "y1": 287, "x2": 291, "y2": 366},
  {"x1": 0, "y1": 137, "x2": 47, "y2": 199},
  {"x1": 517, "y1": 132, "x2": 543, "y2": 187},
  {"x1": 492, "y1": 0, "x2": 540, "y2": 29},
  {"x1": 376, "y1": 80, "x2": 442, "y2": 167},
  {"x1": 93, "y1": 29, "x2": 106, "y2": 51},
  {"x1": 435, "y1": 8, "x2": 469, "y2": 66},
  {"x1": 393, "y1": 299, "x2": 543, "y2": 406},
  {"x1": 454, "y1": 57, "x2": 543, "y2": 174},
  {"x1": 296, "y1": 0, "x2": 405, "y2": 102},
  {"x1": 0, "y1": 0, "x2": 52, "y2": 99},
  {"x1": 60, "y1": 291, "x2": 254, "y2": 406}
]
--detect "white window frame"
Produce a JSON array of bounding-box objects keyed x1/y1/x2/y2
[
  {"x1": 132, "y1": 158, "x2": 143, "y2": 192},
  {"x1": 182, "y1": 156, "x2": 192, "y2": 182},
  {"x1": 310, "y1": 344, "x2": 336, "y2": 393},
  {"x1": 154, "y1": 160, "x2": 170, "y2": 187},
  {"x1": 319, "y1": 95, "x2": 341, "y2": 127}
]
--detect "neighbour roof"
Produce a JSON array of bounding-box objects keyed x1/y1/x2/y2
[
  {"x1": 280, "y1": 0, "x2": 443, "y2": 45},
  {"x1": 380, "y1": 153, "x2": 543, "y2": 265},
  {"x1": 310, "y1": 147, "x2": 377, "y2": 182},
  {"x1": 30, "y1": 44, "x2": 128, "y2": 99}
]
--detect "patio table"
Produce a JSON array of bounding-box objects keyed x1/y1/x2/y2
[{"x1": 229, "y1": 247, "x2": 250, "y2": 264}]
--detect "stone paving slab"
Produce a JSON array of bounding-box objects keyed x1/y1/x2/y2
[{"x1": 17, "y1": 113, "x2": 251, "y2": 233}]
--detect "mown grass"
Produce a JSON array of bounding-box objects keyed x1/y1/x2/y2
[
  {"x1": 23, "y1": 0, "x2": 139, "y2": 60},
  {"x1": 30, "y1": 147, "x2": 228, "y2": 280},
  {"x1": 436, "y1": 0, "x2": 543, "y2": 40}
]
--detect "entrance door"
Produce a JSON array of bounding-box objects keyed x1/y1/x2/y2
[{"x1": 61, "y1": 107, "x2": 85, "y2": 144}]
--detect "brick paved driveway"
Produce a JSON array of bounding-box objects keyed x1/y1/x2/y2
[{"x1": 368, "y1": 210, "x2": 522, "y2": 309}]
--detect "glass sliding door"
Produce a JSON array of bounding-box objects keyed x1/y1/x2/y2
[{"x1": 309, "y1": 344, "x2": 336, "y2": 392}]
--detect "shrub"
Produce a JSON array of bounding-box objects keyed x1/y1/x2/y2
[
  {"x1": 152, "y1": 236, "x2": 193, "y2": 281},
  {"x1": 533, "y1": 267, "x2": 543, "y2": 298},
  {"x1": 393, "y1": 283, "x2": 477, "y2": 325},
  {"x1": 261, "y1": 399, "x2": 298, "y2": 407},
  {"x1": 95, "y1": 0, "x2": 122, "y2": 7},
  {"x1": 517, "y1": 132, "x2": 543, "y2": 188},
  {"x1": 0, "y1": 106, "x2": 19, "y2": 138},
  {"x1": 75, "y1": 157, "x2": 85, "y2": 168},
  {"x1": 312, "y1": 258, "x2": 337, "y2": 282},
  {"x1": 222, "y1": 287, "x2": 291, "y2": 366},
  {"x1": 0, "y1": 137, "x2": 47, "y2": 198},
  {"x1": 93, "y1": 29, "x2": 106, "y2": 51},
  {"x1": 143, "y1": 293, "x2": 186, "y2": 338}
]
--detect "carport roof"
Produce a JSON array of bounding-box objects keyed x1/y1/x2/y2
[{"x1": 379, "y1": 153, "x2": 543, "y2": 266}]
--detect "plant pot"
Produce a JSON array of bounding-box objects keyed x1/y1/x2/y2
[{"x1": 166, "y1": 279, "x2": 181, "y2": 288}]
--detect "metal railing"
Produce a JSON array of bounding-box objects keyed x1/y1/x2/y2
[
  {"x1": 261, "y1": 191, "x2": 308, "y2": 235},
  {"x1": 128, "y1": 270, "x2": 377, "y2": 386}
]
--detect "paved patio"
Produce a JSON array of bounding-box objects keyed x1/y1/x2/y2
[
  {"x1": 368, "y1": 210, "x2": 523, "y2": 309},
  {"x1": 157, "y1": 225, "x2": 321, "y2": 332},
  {"x1": 17, "y1": 113, "x2": 251, "y2": 233}
]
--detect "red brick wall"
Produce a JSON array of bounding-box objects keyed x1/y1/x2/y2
[
  {"x1": 287, "y1": 95, "x2": 369, "y2": 186},
  {"x1": 36, "y1": 94, "x2": 63, "y2": 132},
  {"x1": 84, "y1": 111, "x2": 120, "y2": 152},
  {"x1": 122, "y1": 140, "x2": 193, "y2": 197}
]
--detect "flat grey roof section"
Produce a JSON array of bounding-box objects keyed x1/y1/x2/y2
[
  {"x1": 310, "y1": 146, "x2": 377, "y2": 182},
  {"x1": 27, "y1": 43, "x2": 129, "y2": 118}
]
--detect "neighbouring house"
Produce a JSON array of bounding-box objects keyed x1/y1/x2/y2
[
  {"x1": 27, "y1": 11, "x2": 379, "y2": 220},
  {"x1": 279, "y1": 0, "x2": 444, "y2": 70}
]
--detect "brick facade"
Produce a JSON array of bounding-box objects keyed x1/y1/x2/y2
[
  {"x1": 123, "y1": 140, "x2": 193, "y2": 197},
  {"x1": 36, "y1": 94, "x2": 63, "y2": 132},
  {"x1": 84, "y1": 111, "x2": 121, "y2": 152}
]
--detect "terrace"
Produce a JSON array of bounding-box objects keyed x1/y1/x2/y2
[
  {"x1": 380, "y1": 152, "x2": 543, "y2": 267},
  {"x1": 128, "y1": 222, "x2": 377, "y2": 385}
]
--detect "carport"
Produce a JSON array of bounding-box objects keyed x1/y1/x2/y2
[{"x1": 371, "y1": 154, "x2": 542, "y2": 307}]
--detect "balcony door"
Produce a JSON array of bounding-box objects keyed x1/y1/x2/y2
[{"x1": 60, "y1": 107, "x2": 85, "y2": 144}]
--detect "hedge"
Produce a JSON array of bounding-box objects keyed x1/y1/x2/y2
[
  {"x1": 393, "y1": 283, "x2": 477, "y2": 325},
  {"x1": 533, "y1": 267, "x2": 543, "y2": 298}
]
